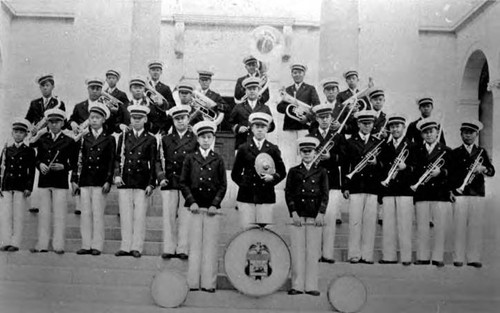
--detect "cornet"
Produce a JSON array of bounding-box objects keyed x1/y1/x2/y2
[
  {"x1": 279, "y1": 88, "x2": 312, "y2": 123},
  {"x1": 381, "y1": 143, "x2": 409, "y2": 187},
  {"x1": 346, "y1": 140, "x2": 384, "y2": 180},
  {"x1": 410, "y1": 151, "x2": 446, "y2": 191},
  {"x1": 456, "y1": 150, "x2": 484, "y2": 194}
]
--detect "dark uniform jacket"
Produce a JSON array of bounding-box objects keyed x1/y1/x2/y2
[
  {"x1": 69, "y1": 100, "x2": 116, "y2": 135},
  {"x1": 276, "y1": 83, "x2": 321, "y2": 131},
  {"x1": 234, "y1": 74, "x2": 270, "y2": 104},
  {"x1": 228, "y1": 100, "x2": 275, "y2": 150},
  {"x1": 411, "y1": 142, "x2": 452, "y2": 202},
  {"x1": 308, "y1": 128, "x2": 345, "y2": 190},
  {"x1": 341, "y1": 133, "x2": 382, "y2": 195},
  {"x1": 1, "y1": 143, "x2": 36, "y2": 192},
  {"x1": 71, "y1": 131, "x2": 116, "y2": 187},
  {"x1": 231, "y1": 139, "x2": 286, "y2": 204},
  {"x1": 449, "y1": 145, "x2": 495, "y2": 197},
  {"x1": 180, "y1": 149, "x2": 227, "y2": 208},
  {"x1": 152, "y1": 81, "x2": 177, "y2": 110},
  {"x1": 26, "y1": 97, "x2": 66, "y2": 126},
  {"x1": 406, "y1": 117, "x2": 446, "y2": 146},
  {"x1": 156, "y1": 129, "x2": 197, "y2": 190},
  {"x1": 204, "y1": 89, "x2": 228, "y2": 113},
  {"x1": 31, "y1": 132, "x2": 78, "y2": 189},
  {"x1": 108, "y1": 87, "x2": 129, "y2": 105},
  {"x1": 335, "y1": 89, "x2": 371, "y2": 136},
  {"x1": 285, "y1": 163, "x2": 329, "y2": 218},
  {"x1": 114, "y1": 130, "x2": 157, "y2": 190},
  {"x1": 116, "y1": 99, "x2": 172, "y2": 135},
  {"x1": 336, "y1": 89, "x2": 370, "y2": 108},
  {"x1": 379, "y1": 137, "x2": 415, "y2": 197}
]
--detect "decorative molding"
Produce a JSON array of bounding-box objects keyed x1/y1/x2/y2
[
  {"x1": 459, "y1": 99, "x2": 481, "y2": 106},
  {"x1": 419, "y1": 0, "x2": 494, "y2": 34},
  {"x1": 161, "y1": 13, "x2": 319, "y2": 29},
  {"x1": 487, "y1": 79, "x2": 500, "y2": 91},
  {"x1": 1, "y1": 0, "x2": 74, "y2": 20},
  {"x1": 174, "y1": 21, "x2": 185, "y2": 59},
  {"x1": 282, "y1": 25, "x2": 292, "y2": 62}
]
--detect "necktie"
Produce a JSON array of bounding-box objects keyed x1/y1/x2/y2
[{"x1": 44, "y1": 98, "x2": 49, "y2": 109}]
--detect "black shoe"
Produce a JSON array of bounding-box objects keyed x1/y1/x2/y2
[
  {"x1": 319, "y1": 257, "x2": 335, "y2": 264},
  {"x1": 402, "y1": 262, "x2": 412, "y2": 266},
  {"x1": 305, "y1": 290, "x2": 320, "y2": 296},
  {"x1": 429, "y1": 221, "x2": 434, "y2": 228},
  {"x1": 115, "y1": 250, "x2": 131, "y2": 257},
  {"x1": 379, "y1": 260, "x2": 398, "y2": 264},
  {"x1": 0, "y1": 245, "x2": 12, "y2": 251},
  {"x1": 467, "y1": 262, "x2": 482, "y2": 268},
  {"x1": 177, "y1": 253, "x2": 188, "y2": 260},
  {"x1": 349, "y1": 257, "x2": 360, "y2": 264},
  {"x1": 432, "y1": 260, "x2": 444, "y2": 267},
  {"x1": 74, "y1": 210, "x2": 81, "y2": 215},
  {"x1": 131, "y1": 250, "x2": 141, "y2": 258},
  {"x1": 29, "y1": 207, "x2": 39, "y2": 213},
  {"x1": 287, "y1": 289, "x2": 303, "y2": 295},
  {"x1": 189, "y1": 288, "x2": 200, "y2": 292},
  {"x1": 201, "y1": 288, "x2": 216, "y2": 293},
  {"x1": 54, "y1": 250, "x2": 65, "y2": 255},
  {"x1": 453, "y1": 262, "x2": 464, "y2": 267},
  {"x1": 161, "y1": 253, "x2": 176, "y2": 259},
  {"x1": 76, "y1": 249, "x2": 92, "y2": 255},
  {"x1": 336, "y1": 219, "x2": 343, "y2": 225},
  {"x1": 91, "y1": 249, "x2": 101, "y2": 256},
  {"x1": 7, "y1": 246, "x2": 19, "y2": 252},
  {"x1": 414, "y1": 260, "x2": 430, "y2": 265},
  {"x1": 359, "y1": 259, "x2": 374, "y2": 264},
  {"x1": 378, "y1": 219, "x2": 383, "y2": 226}
]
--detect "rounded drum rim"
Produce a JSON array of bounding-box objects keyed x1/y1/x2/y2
[{"x1": 327, "y1": 275, "x2": 368, "y2": 313}]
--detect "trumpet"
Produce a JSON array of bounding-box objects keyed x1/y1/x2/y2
[
  {"x1": 381, "y1": 143, "x2": 409, "y2": 187},
  {"x1": 279, "y1": 88, "x2": 312, "y2": 123},
  {"x1": 410, "y1": 151, "x2": 446, "y2": 191},
  {"x1": 456, "y1": 150, "x2": 483, "y2": 194},
  {"x1": 346, "y1": 140, "x2": 384, "y2": 180}
]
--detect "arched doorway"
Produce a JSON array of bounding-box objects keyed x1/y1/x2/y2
[{"x1": 460, "y1": 50, "x2": 492, "y2": 154}]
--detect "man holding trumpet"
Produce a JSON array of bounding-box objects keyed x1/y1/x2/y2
[{"x1": 449, "y1": 119, "x2": 495, "y2": 268}]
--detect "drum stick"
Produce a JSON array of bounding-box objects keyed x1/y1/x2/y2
[{"x1": 195, "y1": 208, "x2": 224, "y2": 215}]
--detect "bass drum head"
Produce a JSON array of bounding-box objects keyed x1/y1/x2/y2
[
  {"x1": 327, "y1": 275, "x2": 367, "y2": 313},
  {"x1": 224, "y1": 227, "x2": 291, "y2": 297},
  {"x1": 151, "y1": 270, "x2": 188, "y2": 308}
]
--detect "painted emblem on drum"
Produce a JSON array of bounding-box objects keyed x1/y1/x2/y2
[{"x1": 244, "y1": 242, "x2": 272, "y2": 280}]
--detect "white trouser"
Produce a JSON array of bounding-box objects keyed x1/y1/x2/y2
[
  {"x1": 453, "y1": 196, "x2": 484, "y2": 263},
  {"x1": 322, "y1": 189, "x2": 342, "y2": 260},
  {"x1": 290, "y1": 218, "x2": 321, "y2": 292},
  {"x1": 29, "y1": 170, "x2": 40, "y2": 210},
  {"x1": 381, "y1": 196, "x2": 413, "y2": 262},
  {"x1": 80, "y1": 187, "x2": 107, "y2": 250},
  {"x1": 348, "y1": 193, "x2": 378, "y2": 261},
  {"x1": 118, "y1": 189, "x2": 147, "y2": 252},
  {"x1": 415, "y1": 201, "x2": 450, "y2": 262},
  {"x1": 36, "y1": 188, "x2": 67, "y2": 251},
  {"x1": 161, "y1": 190, "x2": 190, "y2": 254},
  {"x1": 237, "y1": 202, "x2": 273, "y2": 229},
  {"x1": 74, "y1": 194, "x2": 81, "y2": 213},
  {"x1": 187, "y1": 211, "x2": 220, "y2": 289},
  {"x1": 279, "y1": 130, "x2": 308, "y2": 169},
  {"x1": 0, "y1": 191, "x2": 26, "y2": 247}
]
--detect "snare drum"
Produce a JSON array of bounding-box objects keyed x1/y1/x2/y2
[
  {"x1": 327, "y1": 275, "x2": 367, "y2": 313},
  {"x1": 224, "y1": 226, "x2": 291, "y2": 297}
]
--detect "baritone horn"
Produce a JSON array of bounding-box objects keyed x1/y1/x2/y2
[
  {"x1": 98, "y1": 91, "x2": 122, "y2": 110},
  {"x1": 190, "y1": 90, "x2": 224, "y2": 125},
  {"x1": 279, "y1": 88, "x2": 312, "y2": 123}
]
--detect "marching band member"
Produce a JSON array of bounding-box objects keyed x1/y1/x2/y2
[
  {"x1": 321, "y1": 78, "x2": 342, "y2": 131},
  {"x1": 0, "y1": 119, "x2": 36, "y2": 252},
  {"x1": 180, "y1": 121, "x2": 227, "y2": 293},
  {"x1": 197, "y1": 70, "x2": 228, "y2": 127},
  {"x1": 114, "y1": 105, "x2": 157, "y2": 258},
  {"x1": 229, "y1": 77, "x2": 275, "y2": 150},
  {"x1": 286, "y1": 136, "x2": 328, "y2": 296},
  {"x1": 406, "y1": 97, "x2": 446, "y2": 145},
  {"x1": 369, "y1": 89, "x2": 388, "y2": 139},
  {"x1": 104, "y1": 69, "x2": 129, "y2": 106},
  {"x1": 234, "y1": 55, "x2": 270, "y2": 104},
  {"x1": 231, "y1": 112, "x2": 286, "y2": 228},
  {"x1": 412, "y1": 117, "x2": 452, "y2": 267},
  {"x1": 378, "y1": 114, "x2": 414, "y2": 265},
  {"x1": 176, "y1": 82, "x2": 200, "y2": 125},
  {"x1": 308, "y1": 104, "x2": 345, "y2": 263},
  {"x1": 71, "y1": 103, "x2": 115, "y2": 256},
  {"x1": 450, "y1": 119, "x2": 495, "y2": 268},
  {"x1": 156, "y1": 106, "x2": 197, "y2": 260},
  {"x1": 337, "y1": 70, "x2": 371, "y2": 136},
  {"x1": 25, "y1": 74, "x2": 66, "y2": 214},
  {"x1": 116, "y1": 76, "x2": 172, "y2": 135},
  {"x1": 30, "y1": 108, "x2": 78, "y2": 254},
  {"x1": 341, "y1": 110, "x2": 382, "y2": 264},
  {"x1": 147, "y1": 60, "x2": 177, "y2": 109},
  {"x1": 276, "y1": 63, "x2": 321, "y2": 166}
]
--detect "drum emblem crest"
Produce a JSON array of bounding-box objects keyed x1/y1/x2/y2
[{"x1": 245, "y1": 242, "x2": 272, "y2": 280}]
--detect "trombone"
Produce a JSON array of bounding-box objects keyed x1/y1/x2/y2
[
  {"x1": 381, "y1": 143, "x2": 409, "y2": 187},
  {"x1": 346, "y1": 140, "x2": 384, "y2": 180},
  {"x1": 410, "y1": 151, "x2": 446, "y2": 191}
]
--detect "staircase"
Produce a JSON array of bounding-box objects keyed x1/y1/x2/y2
[{"x1": 1, "y1": 176, "x2": 499, "y2": 312}]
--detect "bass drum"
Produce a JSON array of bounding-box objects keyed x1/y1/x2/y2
[
  {"x1": 327, "y1": 275, "x2": 367, "y2": 313},
  {"x1": 224, "y1": 226, "x2": 291, "y2": 297}
]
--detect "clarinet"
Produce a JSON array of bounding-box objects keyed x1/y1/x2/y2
[
  {"x1": 0, "y1": 142, "x2": 7, "y2": 194},
  {"x1": 77, "y1": 135, "x2": 85, "y2": 182},
  {"x1": 119, "y1": 130, "x2": 127, "y2": 178},
  {"x1": 159, "y1": 137, "x2": 166, "y2": 175}
]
